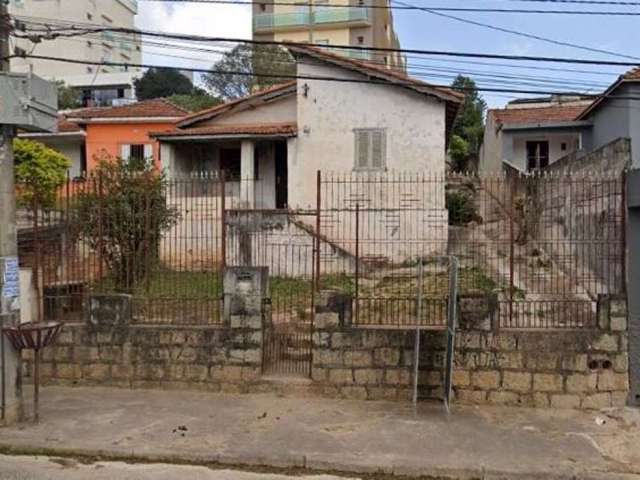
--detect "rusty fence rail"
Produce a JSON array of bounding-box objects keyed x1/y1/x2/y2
[
  {"x1": 318, "y1": 171, "x2": 625, "y2": 330},
  {"x1": 20, "y1": 169, "x2": 625, "y2": 330},
  {"x1": 21, "y1": 171, "x2": 229, "y2": 326}
]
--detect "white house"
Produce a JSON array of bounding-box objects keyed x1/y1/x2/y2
[
  {"x1": 154, "y1": 45, "x2": 462, "y2": 209},
  {"x1": 153, "y1": 45, "x2": 462, "y2": 266}
]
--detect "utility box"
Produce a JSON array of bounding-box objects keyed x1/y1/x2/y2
[{"x1": 0, "y1": 72, "x2": 58, "y2": 132}]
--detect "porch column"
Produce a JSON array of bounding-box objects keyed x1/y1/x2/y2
[
  {"x1": 240, "y1": 140, "x2": 255, "y2": 208},
  {"x1": 160, "y1": 143, "x2": 175, "y2": 177}
]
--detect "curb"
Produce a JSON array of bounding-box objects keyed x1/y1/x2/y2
[{"x1": 0, "y1": 443, "x2": 638, "y2": 480}]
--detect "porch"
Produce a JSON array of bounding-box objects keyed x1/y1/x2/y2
[{"x1": 155, "y1": 125, "x2": 296, "y2": 209}]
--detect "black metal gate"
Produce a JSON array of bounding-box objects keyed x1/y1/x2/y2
[{"x1": 225, "y1": 208, "x2": 318, "y2": 377}]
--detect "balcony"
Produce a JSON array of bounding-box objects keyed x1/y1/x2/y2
[
  {"x1": 328, "y1": 47, "x2": 371, "y2": 61},
  {"x1": 253, "y1": 7, "x2": 371, "y2": 32}
]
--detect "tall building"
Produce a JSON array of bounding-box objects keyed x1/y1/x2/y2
[
  {"x1": 252, "y1": 0, "x2": 405, "y2": 70},
  {"x1": 9, "y1": 0, "x2": 143, "y2": 106}
]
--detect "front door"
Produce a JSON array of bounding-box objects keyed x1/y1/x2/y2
[
  {"x1": 526, "y1": 141, "x2": 549, "y2": 171},
  {"x1": 275, "y1": 141, "x2": 288, "y2": 209}
]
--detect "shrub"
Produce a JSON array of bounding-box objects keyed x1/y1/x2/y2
[
  {"x1": 72, "y1": 157, "x2": 180, "y2": 291},
  {"x1": 446, "y1": 190, "x2": 481, "y2": 226},
  {"x1": 13, "y1": 138, "x2": 70, "y2": 208}
]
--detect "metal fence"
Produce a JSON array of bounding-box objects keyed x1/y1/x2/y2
[
  {"x1": 21, "y1": 172, "x2": 227, "y2": 325},
  {"x1": 22, "y1": 169, "x2": 625, "y2": 330},
  {"x1": 319, "y1": 171, "x2": 625, "y2": 329}
]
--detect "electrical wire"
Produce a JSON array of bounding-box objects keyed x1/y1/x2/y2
[
  {"x1": 12, "y1": 22, "x2": 640, "y2": 66},
  {"x1": 8, "y1": 52, "x2": 640, "y2": 101},
  {"x1": 136, "y1": 0, "x2": 640, "y2": 15}
]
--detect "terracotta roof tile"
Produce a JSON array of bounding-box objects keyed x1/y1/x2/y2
[
  {"x1": 57, "y1": 116, "x2": 82, "y2": 133},
  {"x1": 151, "y1": 122, "x2": 298, "y2": 138},
  {"x1": 177, "y1": 82, "x2": 296, "y2": 128},
  {"x1": 623, "y1": 67, "x2": 640, "y2": 80},
  {"x1": 288, "y1": 45, "x2": 464, "y2": 102},
  {"x1": 490, "y1": 104, "x2": 589, "y2": 125},
  {"x1": 69, "y1": 98, "x2": 189, "y2": 120}
]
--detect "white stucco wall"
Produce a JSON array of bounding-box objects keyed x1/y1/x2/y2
[
  {"x1": 200, "y1": 95, "x2": 297, "y2": 127},
  {"x1": 479, "y1": 112, "x2": 504, "y2": 172},
  {"x1": 289, "y1": 60, "x2": 447, "y2": 209},
  {"x1": 510, "y1": 132, "x2": 580, "y2": 171}
]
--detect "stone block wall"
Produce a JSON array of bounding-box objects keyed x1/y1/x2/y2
[
  {"x1": 312, "y1": 291, "x2": 630, "y2": 408},
  {"x1": 23, "y1": 267, "x2": 268, "y2": 392}
]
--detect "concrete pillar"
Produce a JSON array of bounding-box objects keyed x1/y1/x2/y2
[
  {"x1": 240, "y1": 140, "x2": 255, "y2": 208},
  {"x1": 159, "y1": 143, "x2": 175, "y2": 176}
]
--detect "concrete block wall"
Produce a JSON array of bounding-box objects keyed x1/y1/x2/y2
[
  {"x1": 312, "y1": 291, "x2": 630, "y2": 408},
  {"x1": 23, "y1": 279, "x2": 266, "y2": 392}
]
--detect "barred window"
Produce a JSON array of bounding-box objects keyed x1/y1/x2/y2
[{"x1": 354, "y1": 129, "x2": 386, "y2": 170}]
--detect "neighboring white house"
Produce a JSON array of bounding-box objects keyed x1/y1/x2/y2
[
  {"x1": 153, "y1": 45, "x2": 462, "y2": 266},
  {"x1": 480, "y1": 97, "x2": 593, "y2": 173}
]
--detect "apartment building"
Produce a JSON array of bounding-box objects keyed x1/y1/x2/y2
[
  {"x1": 252, "y1": 0, "x2": 405, "y2": 70},
  {"x1": 9, "y1": 0, "x2": 143, "y2": 106}
]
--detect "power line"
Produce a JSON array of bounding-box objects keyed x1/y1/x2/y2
[
  {"x1": 493, "y1": 0, "x2": 640, "y2": 5},
  {"x1": 8, "y1": 53, "x2": 640, "y2": 100},
  {"x1": 55, "y1": 27, "x2": 611, "y2": 89},
  {"x1": 12, "y1": 22, "x2": 640, "y2": 66},
  {"x1": 392, "y1": 0, "x2": 640, "y2": 61},
  {"x1": 136, "y1": 0, "x2": 640, "y2": 14},
  {"x1": 16, "y1": 15, "x2": 626, "y2": 79}
]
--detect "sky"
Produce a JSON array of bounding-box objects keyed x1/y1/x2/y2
[{"x1": 136, "y1": 0, "x2": 640, "y2": 108}]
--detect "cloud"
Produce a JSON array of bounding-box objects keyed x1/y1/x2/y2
[{"x1": 135, "y1": 2, "x2": 252, "y2": 73}]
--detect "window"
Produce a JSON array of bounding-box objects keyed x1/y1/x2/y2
[
  {"x1": 354, "y1": 129, "x2": 386, "y2": 170},
  {"x1": 86, "y1": 13, "x2": 93, "y2": 20},
  {"x1": 526, "y1": 141, "x2": 549, "y2": 170},
  {"x1": 357, "y1": 36, "x2": 364, "y2": 44},
  {"x1": 561, "y1": 142, "x2": 567, "y2": 151},
  {"x1": 259, "y1": 2, "x2": 266, "y2": 10},
  {"x1": 120, "y1": 144, "x2": 153, "y2": 167}
]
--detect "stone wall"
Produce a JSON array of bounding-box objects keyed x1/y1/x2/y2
[
  {"x1": 312, "y1": 291, "x2": 630, "y2": 408},
  {"x1": 24, "y1": 267, "x2": 267, "y2": 392}
]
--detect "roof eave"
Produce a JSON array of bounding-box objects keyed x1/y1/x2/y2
[
  {"x1": 502, "y1": 120, "x2": 593, "y2": 131},
  {"x1": 68, "y1": 117, "x2": 182, "y2": 124},
  {"x1": 176, "y1": 83, "x2": 297, "y2": 128},
  {"x1": 153, "y1": 132, "x2": 297, "y2": 141}
]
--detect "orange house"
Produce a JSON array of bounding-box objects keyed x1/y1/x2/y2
[{"x1": 66, "y1": 98, "x2": 188, "y2": 172}]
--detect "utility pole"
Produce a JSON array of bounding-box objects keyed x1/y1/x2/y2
[{"x1": 0, "y1": 0, "x2": 23, "y2": 425}]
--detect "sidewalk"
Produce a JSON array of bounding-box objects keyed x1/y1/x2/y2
[{"x1": 1, "y1": 386, "x2": 639, "y2": 479}]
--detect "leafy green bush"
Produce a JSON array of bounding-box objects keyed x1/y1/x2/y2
[
  {"x1": 73, "y1": 158, "x2": 180, "y2": 291},
  {"x1": 13, "y1": 138, "x2": 70, "y2": 208},
  {"x1": 446, "y1": 190, "x2": 481, "y2": 226}
]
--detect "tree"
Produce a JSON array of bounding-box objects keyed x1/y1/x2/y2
[
  {"x1": 56, "y1": 81, "x2": 82, "y2": 110},
  {"x1": 203, "y1": 44, "x2": 295, "y2": 100},
  {"x1": 13, "y1": 138, "x2": 71, "y2": 208},
  {"x1": 134, "y1": 68, "x2": 194, "y2": 100},
  {"x1": 448, "y1": 134, "x2": 470, "y2": 172},
  {"x1": 449, "y1": 75, "x2": 487, "y2": 171},
  {"x1": 168, "y1": 91, "x2": 221, "y2": 112},
  {"x1": 72, "y1": 157, "x2": 179, "y2": 291}
]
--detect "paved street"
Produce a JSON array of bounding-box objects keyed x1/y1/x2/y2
[
  {"x1": 0, "y1": 387, "x2": 639, "y2": 479},
  {"x1": 0, "y1": 455, "x2": 355, "y2": 480}
]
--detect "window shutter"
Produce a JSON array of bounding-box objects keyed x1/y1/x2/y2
[
  {"x1": 120, "y1": 144, "x2": 131, "y2": 160},
  {"x1": 355, "y1": 130, "x2": 370, "y2": 169},
  {"x1": 143, "y1": 144, "x2": 153, "y2": 160},
  {"x1": 370, "y1": 130, "x2": 385, "y2": 169}
]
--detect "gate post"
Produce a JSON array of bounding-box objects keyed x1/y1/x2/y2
[{"x1": 223, "y1": 267, "x2": 268, "y2": 375}]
